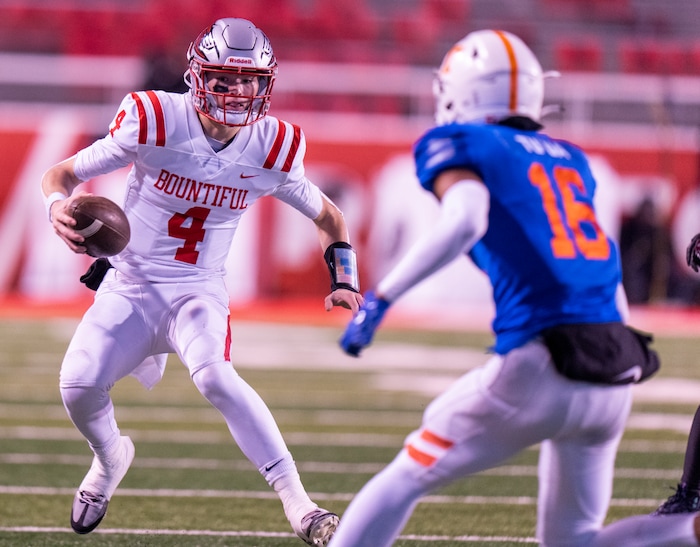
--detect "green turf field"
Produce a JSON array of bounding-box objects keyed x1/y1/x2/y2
[{"x1": 0, "y1": 315, "x2": 698, "y2": 546}]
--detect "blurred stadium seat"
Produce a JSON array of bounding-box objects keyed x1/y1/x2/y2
[
  {"x1": 619, "y1": 38, "x2": 700, "y2": 75},
  {"x1": 0, "y1": 0, "x2": 696, "y2": 74},
  {"x1": 554, "y1": 37, "x2": 605, "y2": 72},
  {"x1": 619, "y1": 39, "x2": 665, "y2": 74}
]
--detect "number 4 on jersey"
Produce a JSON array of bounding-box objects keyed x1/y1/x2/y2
[{"x1": 168, "y1": 206, "x2": 210, "y2": 264}]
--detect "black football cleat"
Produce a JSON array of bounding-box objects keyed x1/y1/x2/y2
[
  {"x1": 653, "y1": 483, "x2": 700, "y2": 515},
  {"x1": 296, "y1": 508, "x2": 340, "y2": 546},
  {"x1": 71, "y1": 490, "x2": 109, "y2": 534},
  {"x1": 70, "y1": 436, "x2": 134, "y2": 534}
]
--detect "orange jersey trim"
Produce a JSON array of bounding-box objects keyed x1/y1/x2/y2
[
  {"x1": 420, "y1": 429, "x2": 454, "y2": 449},
  {"x1": 406, "y1": 444, "x2": 437, "y2": 466}
]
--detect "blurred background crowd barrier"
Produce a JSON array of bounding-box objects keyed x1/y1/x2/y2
[{"x1": 0, "y1": 0, "x2": 699, "y2": 313}]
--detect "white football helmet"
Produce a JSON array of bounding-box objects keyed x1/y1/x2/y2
[
  {"x1": 433, "y1": 29, "x2": 551, "y2": 126},
  {"x1": 185, "y1": 18, "x2": 277, "y2": 127}
]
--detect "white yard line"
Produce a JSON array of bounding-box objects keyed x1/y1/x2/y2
[
  {"x1": 0, "y1": 454, "x2": 683, "y2": 482},
  {"x1": 0, "y1": 485, "x2": 663, "y2": 510},
  {"x1": 0, "y1": 525, "x2": 540, "y2": 544}
]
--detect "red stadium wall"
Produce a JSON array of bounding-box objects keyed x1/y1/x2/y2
[{"x1": 1, "y1": 125, "x2": 698, "y2": 306}]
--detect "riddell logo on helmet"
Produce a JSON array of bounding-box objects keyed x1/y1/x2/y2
[{"x1": 226, "y1": 57, "x2": 253, "y2": 65}]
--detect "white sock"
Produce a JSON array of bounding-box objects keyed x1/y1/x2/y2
[
  {"x1": 261, "y1": 453, "x2": 317, "y2": 529},
  {"x1": 89, "y1": 435, "x2": 122, "y2": 466}
]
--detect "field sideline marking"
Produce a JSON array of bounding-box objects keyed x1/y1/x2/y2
[
  {"x1": 0, "y1": 485, "x2": 661, "y2": 508},
  {"x1": 0, "y1": 453, "x2": 683, "y2": 481},
  {"x1": 0, "y1": 525, "x2": 538, "y2": 543}
]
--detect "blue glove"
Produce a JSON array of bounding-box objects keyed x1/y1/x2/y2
[{"x1": 340, "y1": 291, "x2": 391, "y2": 357}]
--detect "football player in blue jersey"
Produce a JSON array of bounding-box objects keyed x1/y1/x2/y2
[{"x1": 330, "y1": 30, "x2": 700, "y2": 546}]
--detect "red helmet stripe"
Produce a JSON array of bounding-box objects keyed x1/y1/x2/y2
[{"x1": 494, "y1": 30, "x2": 518, "y2": 112}]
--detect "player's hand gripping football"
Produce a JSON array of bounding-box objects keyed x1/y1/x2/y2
[
  {"x1": 687, "y1": 233, "x2": 700, "y2": 272},
  {"x1": 339, "y1": 291, "x2": 390, "y2": 357},
  {"x1": 50, "y1": 191, "x2": 93, "y2": 254}
]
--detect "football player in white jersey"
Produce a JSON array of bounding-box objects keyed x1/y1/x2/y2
[{"x1": 40, "y1": 18, "x2": 361, "y2": 546}]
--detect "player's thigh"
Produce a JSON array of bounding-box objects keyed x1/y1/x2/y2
[
  {"x1": 427, "y1": 342, "x2": 563, "y2": 440},
  {"x1": 60, "y1": 290, "x2": 155, "y2": 388},
  {"x1": 168, "y1": 292, "x2": 231, "y2": 375},
  {"x1": 414, "y1": 343, "x2": 563, "y2": 480}
]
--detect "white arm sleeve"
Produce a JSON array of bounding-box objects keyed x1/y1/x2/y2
[
  {"x1": 616, "y1": 282, "x2": 630, "y2": 324},
  {"x1": 377, "y1": 180, "x2": 490, "y2": 302}
]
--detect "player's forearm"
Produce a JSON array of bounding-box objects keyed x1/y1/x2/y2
[
  {"x1": 377, "y1": 180, "x2": 489, "y2": 302},
  {"x1": 41, "y1": 157, "x2": 82, "y2": 198},
  {"x1": 313, "y1": 194, "x2": 350, "y2": 249},
  {"x1": 41, "y1": 157, "x2": 84, "y2": 221}
]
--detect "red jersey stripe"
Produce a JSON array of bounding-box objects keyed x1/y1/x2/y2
[
  {"x1": 145, "y1": 90, "x2": 166, "y2": 147},
  {"x1": 130, "y1": 92, "x2": 148, "y2": 145},
  {"x1": 263, "y1": 119, "x2": 287, "y2": 169},
  {"x1": 281, "y1": 124, "x2": 302, "y2": 173},
  {"x1": 224, "y1": 315, "x2": 232, "y2": 361}
]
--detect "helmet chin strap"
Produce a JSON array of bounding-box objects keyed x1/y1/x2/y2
[{"x1": 219, "y1": 109, "x2": 248, "y2": 126}]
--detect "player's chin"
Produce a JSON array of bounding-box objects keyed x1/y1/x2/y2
[{"x1": 224, "y1": 102, "x2": 249, "y2": 112}]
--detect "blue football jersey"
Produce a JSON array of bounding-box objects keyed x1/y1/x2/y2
[{"x1": 414, "y1": 123, "x2": 622, "y2": 353}]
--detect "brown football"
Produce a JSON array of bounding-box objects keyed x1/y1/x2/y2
[{"x1": 67, "y1": 195, "x2": 130, "y2": 257}]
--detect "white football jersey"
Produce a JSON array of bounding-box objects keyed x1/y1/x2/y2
[{"x1": 74, "y1": 91, "x2": 323, "y2": 282}]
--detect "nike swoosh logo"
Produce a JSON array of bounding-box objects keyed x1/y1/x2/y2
[
  {"x1": 612, "y1": 365, "x2": 643, "y2": 383},
  {"x1": 240, "y1": 173, "x2": 258, "y2": 179},
  {"x1": 264, "y1": 458, "x2": 284, "y2": 472}
]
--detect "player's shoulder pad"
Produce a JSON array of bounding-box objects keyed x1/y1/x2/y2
[
  {"x1": 414, "y1": 123, "x2": 485, "y2": 192},
  {"x1": 258, "y1": 116, "x2": 306, "y2": 174},
  {"x1": 420, "y1": 122, "x2": 488, "y2": 142},
  {"x1": 414, "y1": 124, "x2": 486, "y2": 165},
  {"x1": 108, "y1": 90, "x2": 171, "y2": 148}
]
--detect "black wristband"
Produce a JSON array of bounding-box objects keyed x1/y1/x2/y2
[
  {"x1": 324, "y1": 242, "x2": 360, "y2": 293},
  {"x1": 79, "y1": 258, "x2": 113, "y2": 291}
]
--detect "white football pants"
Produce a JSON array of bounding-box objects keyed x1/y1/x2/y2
[
  {"x1": 59, "y1": 269, "x2": 289, "y2": 469},
  {"x1": 329, "y1": 340, "x2": 700, "y2": 547}
]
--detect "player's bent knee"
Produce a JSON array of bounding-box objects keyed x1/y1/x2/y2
[
  {"x1": 59, "y1": 349, "x2": 113, "y2": 390},
  {"x1": 60, "y1": 384, "x2": 111, "y2": 416},
  {"x1": 191, "y1": 362, "x2": 240, "y2": 402}
]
